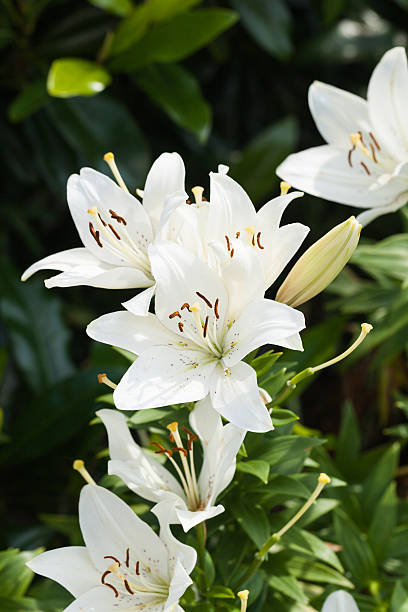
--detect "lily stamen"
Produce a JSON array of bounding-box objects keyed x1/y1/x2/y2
[
  {"x1": 103, "y1": 152, "x2": 129, "y2": 192},
  {"x1": 97, "y1": 372, "x2": 117, "y2": 389},
  {"x1": 166, "y1": 423, "x2": 200, "y2": 509},
  {"x1": 196, "y1": 291, "x2": 213, "y2": 308},
  {"x1": 73, "y1": 459, "x2": 96, "y2": 485}
]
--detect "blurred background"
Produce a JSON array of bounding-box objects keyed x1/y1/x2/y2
[{"x1": 2, "y1": 0, "x2": 408, "y2": 609}]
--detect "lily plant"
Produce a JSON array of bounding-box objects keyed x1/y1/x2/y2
[
  {"x1": 87, "y1": 241, "x2": 305, "y2": 432},
  {"x1": 321, "y1": 591, "x2": 360, "y2": 612},
  {"x1": 98, "y1": 396, "x2": 245, "y2": 532},
  {"x1": 277, "y1": 47, "x2": 408, "y2": 225},
  {"x1": 27, "y1": 483, "x2": 196, "y2": 612}
]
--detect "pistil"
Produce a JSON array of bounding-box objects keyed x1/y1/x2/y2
[
  {"x1": 73, "y1": 459, "x2": 96, "y2": 485},
  {"x1": 104, "y1": 152, "x2": 129, "y2": 192}
]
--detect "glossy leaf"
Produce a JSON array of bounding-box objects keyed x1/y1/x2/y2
[
  {"x1": 237, "y1": 459, "x2": 270, "y2": 483},
  {"x1": 47, "y1": 58, "x2": 112, "y2": 98}
]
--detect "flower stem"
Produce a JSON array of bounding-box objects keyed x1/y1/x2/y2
[{"x1": 195, "y1": 521, "x2": 207, "y2": 589}]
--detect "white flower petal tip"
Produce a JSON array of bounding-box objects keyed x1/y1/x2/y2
[
  {"x1": 321, "y1": 590, "x2": 360, "y2": 612},
  {"x1": 276, "y1": 216, "x2": 361, "y2": 308},
  {"x1": 278, "y1": 47, "x2": 408, "y2": 223}
]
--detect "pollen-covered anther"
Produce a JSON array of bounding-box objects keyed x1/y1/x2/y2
[
  {"x1": 181, "y1": 302, "x2": 191, "y2": 311},
  {"x1": 196, "y1": 291, "x2": 212, "y2": 308},
  {"x1": 109, "y1": 209, "x2": 127, "y2": 225},
  {"x1": 280, "y1": 181, "x2": 291, "y2": 195},
  {"x1": 230, "y1": 247, "x2": 234, "y2": 258},
  {"x1": 89, "y1": 221, "x2": 102, "y2": 247},
  {"x1": 108, "y1": 223, "x2": 121, "y2": 240},
  {"x1": 101, "y1": 569, "x2": 119, "y2": 598},
  {"x1": 152, "y1": 442, "x2": 173, "y2": 457},
  {"x1": 169, "y1": 311, "x2": 181, "y2": 319}
]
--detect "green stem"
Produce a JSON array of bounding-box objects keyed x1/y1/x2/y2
[
  {"x1": 195, "y1": 521, "x2": 207, "y2": 587},
  {"x1": 271, "y1": 368, "x2": 315, "y2": 406}
]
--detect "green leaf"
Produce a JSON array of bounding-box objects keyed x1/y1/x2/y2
[
  {"x1": 334, "y1": 510, "x2": 377, "y2": 587},
  {"x1": 249, "y1": 434, "x2": 324, "y2": 473},
  {"x1": 0, "y1": 596, "x2": 39, "y2": 611},
  {"x1": 47, "y1": 58, "x2": 112, "y2": 98},
  {"x1": 129, "y1": 408, "x2": 171, "y2": 426},
  {"x1": 0, "y1": 549, "x2": 42, "y2": 598},
  {"x1": 285, "y1": 556, "x2": 354, "y2": 588},
  {"x1": 336, "y1": 402, "x2": 361, "y2": 480},
  {"x1": 368, "y1": 482, "x2": 398, "y2": 564},
  {"x1": 135, "y1": 63, "x2": 211, "y2": 142},
  {"x1": 361, "y1": 442, "x2": 399, "y2": 515},
  {"x1": 237, "y1": 459, "x2": 270, "y2": 483},
  {"x1": 231, "y1": 0, "x2": 292, "y2": 59},
  {"x1": 283, "y1": 528, "x2": 344, "y2": 572},
  {"x1": 230, "y1": 116, "x2": 298, "y2": 204},
  {"x1": 232, "y1": 502, "x2": 270, "y2": 548},
  {"x1": 88, "y1": 0, "x2": 134, "y2": 17},
  {"x1": 352, "y1": 235, "x2": 408, "y2": 283},
  {"x1": 271, "y1": 408, "x2": 299, "y2": 426},
  {"x1": 1, "y1": 259, "x2": 73, "y2": 392},
  {"x1": 206, "y1": 586, "x2": 235, "y2": 599},
  {"x1": 267, "y1": 574, "x2": 307, "y2": 604},
  {"x1": 391, "y1": 581, "x2": 408, "y2": 612},
  {"x1": 250, "y1": 350, "x2": 282, "y2": 378},
  {"x1": 109, "y1": 9, "x2": 238, "y2": 71},
  {"x1": 8, "y1": 80, "x2": 48, "y2": 123}
]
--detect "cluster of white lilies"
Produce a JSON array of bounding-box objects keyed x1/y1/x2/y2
[{"x1": 23, "y1": 46, "x2": 407, "y2": 612}]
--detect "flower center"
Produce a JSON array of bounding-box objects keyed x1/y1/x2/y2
[
  {"x1": 347, "y1": 130, "x2": 395, "y2": 181},
  {"x1": 224, "y1": 226, "x2": 265, "y2": 258},
  {"x1": 100, "y1": 546, "x2": 169, "y2": 606},
  {"x1": 152, "y1": 422, "x2": 203, "y2": 511},
  {"x1": 87, "y1": 206, "x2": 151, "y2": 275}
]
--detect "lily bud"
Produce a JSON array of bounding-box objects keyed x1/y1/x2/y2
[{"x1": 276, "y1": 216, "x2": 361, "y2": 308}]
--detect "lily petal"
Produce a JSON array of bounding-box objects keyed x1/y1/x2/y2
[
  {"x1": 223, "y1": 299, "x2": 305, "y2": 366},
  {"x1": 210, "y1": 361, "x2": 273, "y2": 432},
  {"x1": 174, "y1": 505, "x2": 225, "y2": 533},
  {"x1": 113, "y1": 346, "x2": 216, "y2": 411},
  {"x1": 64, "y1": 586, "x2": 118, "y2": 612},
  {"x1": 87, "y1": 312, "x2": 177, "y2": 356},
  {"x1": 321, "y1": 590, "x2": 360, "y2": 612},
  {"x1": 122, "y1": 285, "x2": 156, "y2": 315},
  {"x1": 368, "y1": 47, "x2": 408, "y2": 161},
  {"x1": 79, "y1": 484, "x2": 168, "y2": 575},
  {"x1": 209, "y1": 172, "x2": 257, "y2": 242},
  {"x1": 26, "y1": 547, "x2": 99, "y2": 598},
  {"x1": 309, "y1": 81, "x2": 370, "y2": 147},
  {"x1": 277, "y1": 145, "x2": 406, "y2": 208},
  {"x1": 142, "y1": 153, "x2": 186, "y2": 230},
  {"x1": 152, "y1": 500, "x2": 197, "y2": 575}
]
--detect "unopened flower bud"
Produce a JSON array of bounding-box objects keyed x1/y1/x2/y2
[{"x1": 276, "y1": 216, "x2": 361, "y2": 308}]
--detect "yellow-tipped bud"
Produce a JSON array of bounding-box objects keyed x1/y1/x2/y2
[
  {"x1": 318, "y1": 473, "x2": 331, "y2": 485},
  {"x1": 276, "y1": 216, "x2": 361, "y2": 308},
  {"x1": 280, "y1": 181, "x2": 291, "y2": 195}
]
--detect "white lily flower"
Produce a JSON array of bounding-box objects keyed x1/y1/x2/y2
[
  {"x1": 208, "y1": 170, "x2": 309, "y2": 289},
  {"x1": 97, "y1": 397, "x2": 245, "y2": 532},
  {"x1": 87, "y1": 242, "x2": 305, "y2": 432},
  {"x1": 277, "y1": 47, "x2": 408, "y2": 225},
  {"x1": 27, "y1": 484, "x2": 196, "y2": 612},
  {"x1": 321, "y1": 591, "x2": 360, "y2": 612},
  {"x1": 21, "y1": 152, "x2": 187, "y2": 295}
]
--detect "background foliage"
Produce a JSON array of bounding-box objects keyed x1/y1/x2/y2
[{"x1": 1, "y1": 0, "x2": 408, "y2": 610}]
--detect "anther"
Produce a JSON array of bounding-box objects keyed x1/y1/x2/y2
[
  {"x1": 97, "y1": 373, "x2": 117, "y2": 389},
  {"x1": 225, "y1": 235, "x2": 231, "y2": 251},
  {"x1": 318, "y1": 473, "x2": 331, "y2": 485},
  {"x1": 135, "y1": 561, "x2": 140, "y2": 575},
  {"x1": 109, "y1": 209, "x2": 127, "y2": 225},
  {"x1": 369, "y1": 131, "x2": 381, "y2": 150},
  {"x1": 203, "y1": 315, "x2": 209, "y2": 338},
  {"x1": 73, "y1": 459, "x2": 96, "y2": 485},
  {"x1": 369, "y1": 143, "x2": 378, "y2": 163},
  {"x1": 169, "y1": 311, "x2": 181, "y2": 319},
  {"x1": 280, "y1": 181, "x2": 291, "y2": 195},
  {"x1": 347, "y1": 145, "x2": 355, "y2": 167},
  {"x1": 252, "y1": 235, "x2": 255, "y2": 246},
  {"x1": 196, "y1": 291, "x2": 212, "y2": 308},
  {"x1": 104, "y1": 152, "x2": 129, "y2": 192},
  {"x1": 186, "y1": 199, "x2": 191, "y2": 205},
  {"x1": 181, "y1": 427, "x2": 198, "y2": 450},
  {"x1": 152, "y1": 442, "x2": 173, "y2": 457},
  {"x1": 360, "y1": 161, "x2": 371, "y2": 175},
  {"x1": 108, "y1": 223, "x2": 121, "y2": 240},
  {"x1": 98, "y1": 212, "x2": 107, "y2": 227},
  {"x1": 124, "y1": 579, "x2": 134, "y2": 595},
  {"x1": 104, "y1": 555, "x2": 121, "y2": 565},
  {"x1": 230, "y1": 248, "x2": 234, "y2": 258},
  {"x1": 181, "y1": 302, "x2": 191, "y2": 311},
  {"x1": 101, "y1": 570, "x2": 118, "y2": 598},
  {"x1": 214, "y1": 298, "x2": 220, "y2": 319},
  {"x1": 178, "y1": 322, "x2": 184, "y2": 333},
  {"x1": 236, "y1": 231, "x2": 240, "y2": 238},
  {"x1": 89, "y1": 222, "x2": 103, "y2": 248},
  {"x1": 256, "y1": 232, "x2": 264, "y2": 249},
  {"x1": 173, "y1": 447, "x2": 188, "y2": 457},
  {"x1": 125, "y1": 548, "x2": 130, "y2": 568},
  {"x1": 358, "y1": 130, "x2": 366, "y2": 147}
]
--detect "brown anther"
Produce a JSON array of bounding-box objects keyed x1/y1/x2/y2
[
  {"x1": 181, "y1": 302, "x2": 191, "y2": 311},
  {"x1": 104, "y1": 555, "x2": 121, "y2": 565},
  {"x1": 97, "y1": 372, "x2": 107, "y2": 384},
  {"x1": 236, "y1": 231, "x2": 240, "y2": 238},
  {"x1": 109, "y1": 209, "x2": 127, "y2": 225},
  {"x1": 196, "y1": 291, "x2": 212, "y2": 308},
  {"x1": 178, "y1": 321, "x2": 184, "y2": 333},
  {"x1": 135, "y1": 561, "x2": 140, "y2": 575},
  {"x1": 230, "y1": 248, "x2": 234, "y2": 258},
  {"x1": 347, "y1": 145, "x2": 355, "y2": 167},
  {"x1": 181, "y1": 427, "x2": 198, "y2": 450},
  {"x1": 256, "y1": 232, "x2": 264, "y2": 249},
  {"x1": 203, "y1": 315, "x2": 209, "y2": 338},
  {"x1": 369, "y1": 143, "x2": 378, "y2": 163},
  {"x1": 89, "y1": 222, "x2": 103, "y2": 247},
  {"x1": 202, "y1": 196, "x2": 207, "y2": 201},
  {"x1": 360, "y1": 161, "x2": 371, "y2": 175},
  {"x1": 101, "y1": 570, "x2": 119, "y2": 598},
  {"x1": 98, "y1": 212, "x2": 107, "y2": 227},
  {"x1": 369, "y1": 131, "x2": 381, "y2": 151},
  {"x1": 358, "y1": 130, "x2": 366, "y2": 147},
  {"x1": 214, "y1": 298, "x2": 220, "y2": 319},
  {"x1": 225, "y1": 235, "x2": 231, "y2": 251},
  {"x1": 251, "y1": 234, "x2": 255, "y2": 246},
  {"x1": 124, "y1": 579, "x2": 134, "y2": 595},
  {"x1": 169, "y1": 311, "x2": 181, "y2": 319},
  {"x1": 186, "y1": 199, "x2": 191, "y2": 205},
  {"x1": 152, "y1": 442, "x2": 173, "y2": 457},
  {"x1": 125, "y1": 548, "x2": 130, "y2": 568},
  {"x1": 173, "y1": 447, "x2": 188, "y2": 457},
  {"x1": 108, "y1": 223, "x2": 121, "y2": 240}
]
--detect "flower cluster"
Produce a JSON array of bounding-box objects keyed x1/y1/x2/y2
[{"x1": 22, "y1": 45, "x2": 407, "y2": 612}]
